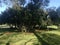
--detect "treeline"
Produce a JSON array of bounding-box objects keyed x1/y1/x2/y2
[{"x1": 47, "y1": 7, "x2": 60, "y2": 25}]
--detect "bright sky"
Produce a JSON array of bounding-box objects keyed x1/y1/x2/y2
[
  {"x1": 0, "y1": 0, "x2": 60, "y2": 14},
  {"x1": 0, "y1": 4, "x2": 7, "y2": 14},
  {"x1": 48, "y1": 0, "x2": 60, "y2": 8}
]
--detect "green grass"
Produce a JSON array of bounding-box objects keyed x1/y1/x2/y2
[
  {"x1": 35, "y1": 30, "x2": 60, "y2": 45},
  {"x1": 0, "y1": 32, "x2": 39, "y2": 45},
  {"x1": 47, "y1": 25, "x2": 58, "y2": 29},
  {"x1": 0, "y1": 28, "x2": 60, "y2": 45}
]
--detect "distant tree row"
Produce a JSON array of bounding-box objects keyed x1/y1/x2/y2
[{"x1": 47, "y1": 7, "x2": 60, "y2": 25}]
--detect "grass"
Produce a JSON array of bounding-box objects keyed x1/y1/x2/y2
[
  {"x1": 47, "y1": 25, "x2": 58, "y2": 29},
  {"x1": 45, "y1": 30, "x2": 60, "y2": 35},
  {"x1": 35, "y1": 30, "x2": 60, "y2": 45},
  {"x1": 0, "y1": 29, "x2": 39, "y2": 45},
  {"x1": 0, "y1": 28, "x2": 42, "y2": 45},
  {"x1": 0, "y1": 28, "x2": 60, "y2": 45}
]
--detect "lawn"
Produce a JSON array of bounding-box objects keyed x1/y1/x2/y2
[
  {"x1": 0, "y1": 28, "x2": 60, "y2": 45},
  {"x1": 35, "y1": 30, "x2": 60, "y2": 45},
  {"x1": 0, "y1": 32, "x2": 39, "y2": 45}
]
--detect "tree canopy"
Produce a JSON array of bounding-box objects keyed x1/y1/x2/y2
[{"x1": 0, "y1": 0, "x2": 51, "y2": 32}]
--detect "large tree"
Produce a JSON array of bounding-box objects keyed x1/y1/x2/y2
[
  {"x1": 24, "y1": 0, "x2": 49, "y2": 30},
  {"x1": 0, "y1": 0, "x2": 49, "y2": 32}
]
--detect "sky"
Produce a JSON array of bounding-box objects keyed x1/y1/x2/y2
[
  {"x1": 0, "y1": 4, "x2": 7, "y2": 14},
  {"x1": 0, "y1": 0, "x2": 60, "y2": 14},
  {"x1": 48, "y1": 0, "x2": 60, "y2": 8}
]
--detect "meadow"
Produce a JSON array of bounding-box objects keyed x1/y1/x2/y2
[{"x1": 0, "y1": 28, "x2": 60, "y2": 45}]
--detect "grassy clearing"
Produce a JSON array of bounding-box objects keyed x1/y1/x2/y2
[
  {"x1": 44, "y1": 30, "x2": 60, "y2": 35},
  {"x1": 0, "y1": 28, "x2": 60, "y2": 45},
  {"x1": 0, "y1": 32, "x2": 39, "y2": 45},
  {"x1": 35, "y1": 30, "x2": 60, "y2": 45}
]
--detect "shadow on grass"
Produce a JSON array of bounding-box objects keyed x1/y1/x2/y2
[
  {"x1": 34, "y1": 31, "x2": 60, "y2": 45},
  {"x1": 6, "y1": 42, "x2": 10, "y2": 45},
  {"x1": 34, "y1": 32, "x2": 50, "y2": 45},
  {"x1": 0, "y1": 28, "x2": 18, "y2": 32}
]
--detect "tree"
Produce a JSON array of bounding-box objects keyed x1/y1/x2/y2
[
  {"x1": 0, "y1": 0, "x2": 50, "y2": 32},
  {"x1": 48, "y1": 7, "x2": 59, "y2": 25},
  {"x1": 24, "y1": 0, "x2": 49, "y2": 30},
  {"x1": 0, "y1": 8, "x2": 20, "y2": 28},
  {"x1": 56, "y1": 7, "x2": 60, "y2": 24}
]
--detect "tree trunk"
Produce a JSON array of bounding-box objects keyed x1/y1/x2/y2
[{"x1": 21, "y1": 25, "x2": 27, "y2": 32}]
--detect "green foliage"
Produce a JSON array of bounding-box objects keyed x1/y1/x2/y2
[
  {"x1": 0, "y1": 0, "x2": 50, "y2": 31},
  {"x1": 47, "y1": 7, "x2": 60, "y2": 25}
]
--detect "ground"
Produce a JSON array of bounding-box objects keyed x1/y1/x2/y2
[
  {"x1": 0, "y1": 32, "x2": 39, "y2": 45},
  {"x1": 0, "y1": 28, "x2": 60, "y2": 45}
]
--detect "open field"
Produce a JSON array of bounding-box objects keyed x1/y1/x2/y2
[
  {"x1": 0, "y1": 32, "x2": 39, "y2": 45},
  {"x1": 35, "y1": 29, "x2": 60, "y2": 45},
  {"x1": 0, "y1": 28, "x2": 60, "y2": 45}
]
